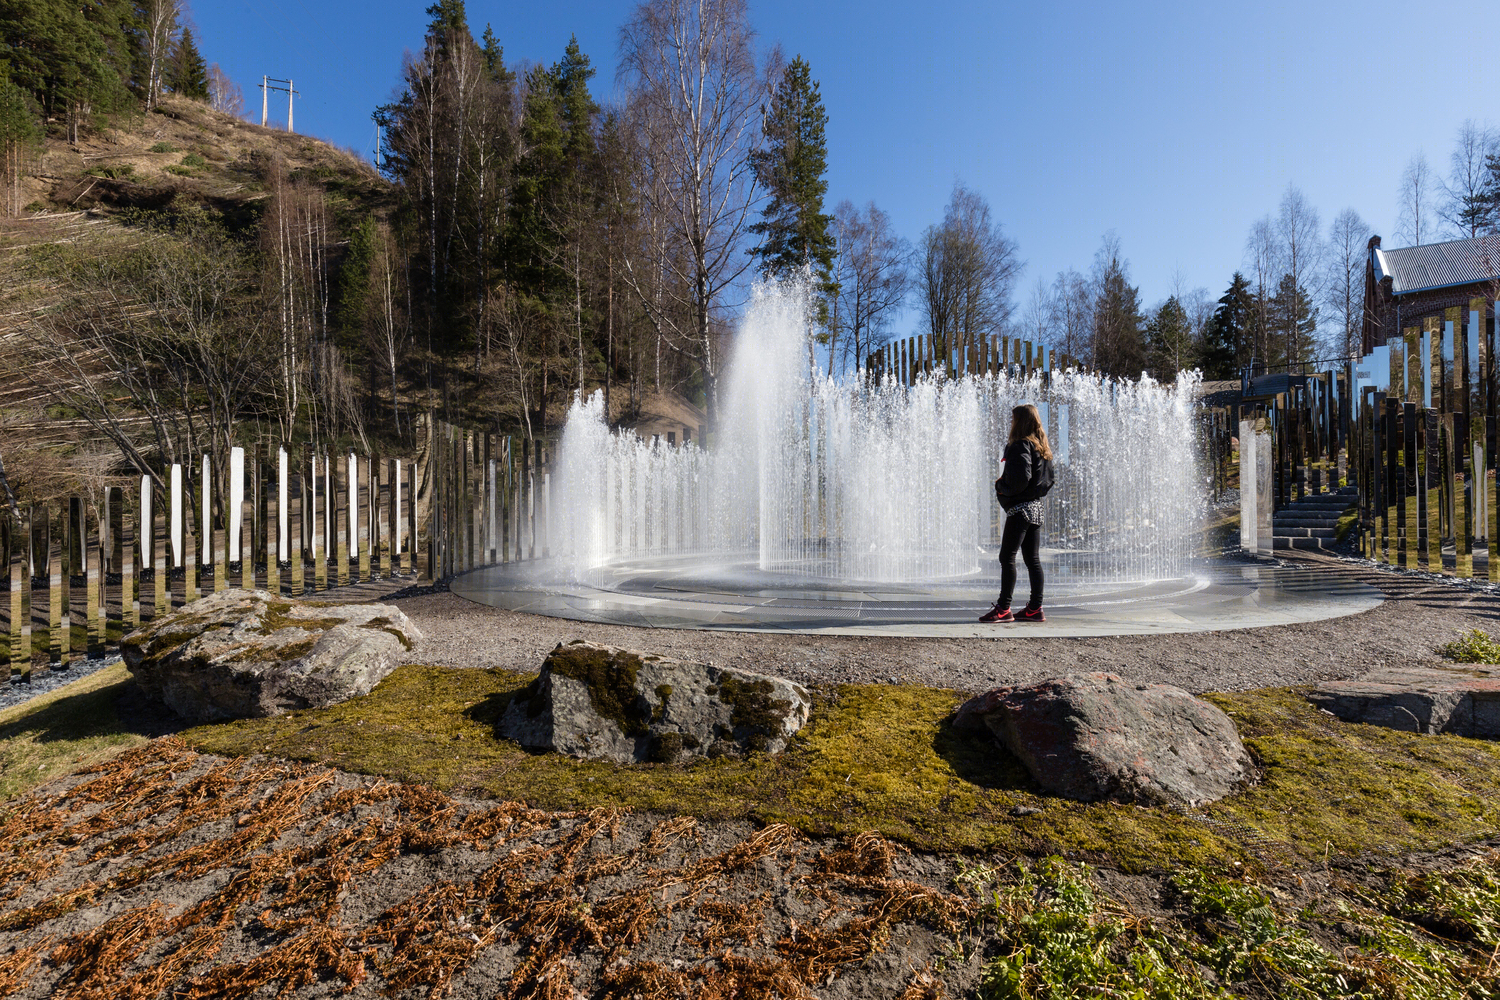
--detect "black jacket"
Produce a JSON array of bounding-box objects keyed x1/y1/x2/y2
[{"x1": 994, "y1": 440, "x2": 1054, "y2": 511}]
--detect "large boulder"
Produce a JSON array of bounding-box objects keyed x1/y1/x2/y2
[
  {"x1": 122, "y1": 589, "x2": 422, "y2": 722},
  {"x1": 1308, "y1": 665, "x2": 1500, "y2": 737},
  {"x1": 955, "y1": 672, "x2": 1253, "y2": 807},
  {"x1": 499, "y1": 640, "x2": 812, "y2": 764}
]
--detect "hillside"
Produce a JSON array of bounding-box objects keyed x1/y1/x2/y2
[
  {"x1": 0, "y1": 98, "x2": 395, "y2": 504},
  {"x1": 13, "y1": 95, "x2": 388, "y2": 225},
  {"x1": 0, "y1": 99, "x2": 703, "y2": 507}
]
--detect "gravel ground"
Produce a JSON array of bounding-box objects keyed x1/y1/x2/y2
[
  {"x1": 6, "y1": 552, "x2": 1490, "y2": 713},
  {"x1": 324, "y1": 552, "x2": 1500, "y2": 695},
  {"x1": 1, "y1": 654, "x2": 122, "y2": 714}
]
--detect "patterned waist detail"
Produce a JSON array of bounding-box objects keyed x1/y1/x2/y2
[{"x1": 1009, "y1": 499, "x2": 1044, "y2": 526}]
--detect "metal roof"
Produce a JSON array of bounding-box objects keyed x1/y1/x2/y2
[{"x1": 1376, "y1": 235, "x2": 1500, "y2": 295}]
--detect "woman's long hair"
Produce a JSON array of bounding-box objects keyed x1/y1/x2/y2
[{"x1": 1008, "y1": 404, "x2": 1053, "y2": 460}]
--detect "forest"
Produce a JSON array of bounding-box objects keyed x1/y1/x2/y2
[{"x1": 4, "y1": 0, "x2": 1500, "y2": 502}]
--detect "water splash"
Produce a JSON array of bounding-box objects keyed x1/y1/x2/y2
[{"x1": 548, "y1": 281, "x2": 1203, "y2": 584}]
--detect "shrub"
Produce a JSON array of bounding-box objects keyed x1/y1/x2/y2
[
  {"x1": 149, "y1": 141, "x2": 176, "y2": 153},
  {"x1": 85, "y1": 164, "x2": 134, "y2": 180},
  {"x1": 1442, "y1": 629, "x2": 1500, "y2": 664},
  {"x1": 180, "y1": 152, "x2": 206, "y2": 168}
]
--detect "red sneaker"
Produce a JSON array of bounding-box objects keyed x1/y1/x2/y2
[
  {"x1": 979, "y1": 604, "x2": 1013, "y2": 623},
  {"x1": 1018, "y1": 606, "x2": 1045, "y2": 622}
]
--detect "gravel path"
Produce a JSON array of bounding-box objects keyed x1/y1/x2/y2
[
  {"x1": 6, "y1": 553, "x2": 1488, "y2": 713},
  {"x1": 1, "y1": 655, "x2": 122, "y2": 714},
  {"x1": 338, "y1": 553, "x2": 1499, "y2": 695}
]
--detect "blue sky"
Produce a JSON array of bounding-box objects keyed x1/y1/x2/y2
[{"x1": 193, "y1": 0, "x2": 1493, "y2": 325}]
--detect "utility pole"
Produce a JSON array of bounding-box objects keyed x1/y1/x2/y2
[
  {"x1": 372, "y1": 112, "x2": 381, "y2": 169},
  {"x1": 258, "y1": 77, "x2": 299, "y2": 132}
]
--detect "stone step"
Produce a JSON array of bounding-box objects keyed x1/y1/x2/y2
[
  {"x1": 1273, "y1": 536, "x2": 1328, "y2": 550},
  {"x1": 1266, "y1": 524, "x2": 1338, "y2": 539},
  {"x1": 1281, "y1": 499, "x2": 1357, "y2": 510}
]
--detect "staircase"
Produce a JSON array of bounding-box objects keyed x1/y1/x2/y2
[{"x1": 1272, "y1": 486, "x2": 1357, "y2": 551}]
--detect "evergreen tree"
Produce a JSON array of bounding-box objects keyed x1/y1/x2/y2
[
  {"x1": 0, "y1": 0, "x2": 138, "y2": 138},
  {"x1": 508, "y1": 36, "x2": 597, "y2": 305},
  {"x1": 1089, "y1": 237, "x2": 1144, "y2": 377},
  {"x1": 0, "y1": 76, "x2": 40, "y2": 215},
  {"x1": 1201, "y1": 272, "x2": 1253, "y2": 379},
  {"x1": 169, "y1": 27, "x2": 209, "y2": 101},
  {"x1": 1145, "y1": 295, "x2": 1193, "y2": 380},
  {"x1": 748, "y1": 56, "x2": 835, "y2": 292},
  {"x1": 1270, "y1": 273, "x2": 1318, "y2": 364}
]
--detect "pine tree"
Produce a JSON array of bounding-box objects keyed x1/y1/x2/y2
[
  {"x1": 1271, "y1": 273, "x2": 1318, "y2": 365},
  {"x1": 169, "y1": 27, "x2": 208, "y2": 100},
  {"x1": 748, "y1": 56, "x2": 835, "y2": 292},
  {"x1": 1090, "y1": 238, "x2": 1144, "y2": 377},
  {"x1": 1201, "y1": 272, "x2": 1253, "y2": 379},
  {"x1": 1145, "y1": 295, "x2": 1193, "y2": 380}
]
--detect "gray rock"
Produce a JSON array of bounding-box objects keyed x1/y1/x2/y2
[
  {"x1": 1308, "y1": 665, "x2": 1500, "y2": 737},
  {"x1": 122, "y1": 589, "x2": 421, "y2": 722},
  {"x1": 499, "y1": 640, "x2": 811, "y2": 764},
  {"x1": 955, "y1": 672, "x2": 1253, "y2": 806}
]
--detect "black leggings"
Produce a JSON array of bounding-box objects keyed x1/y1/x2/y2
[{"x1": 998, "y1": 515, "x2": 1043, "y2": 609}]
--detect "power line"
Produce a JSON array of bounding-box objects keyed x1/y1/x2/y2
[{"x1": 259, "y1": 76, "x2": 300, "y2": 131}]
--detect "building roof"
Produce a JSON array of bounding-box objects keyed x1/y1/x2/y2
[{"x1": 1374, "y1": 235, "x2": 1500, "y2": 295}]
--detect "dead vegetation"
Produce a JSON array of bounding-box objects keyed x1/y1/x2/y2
[{"x1": 0, "y1": 738, "x2": 972, "y2": 998}]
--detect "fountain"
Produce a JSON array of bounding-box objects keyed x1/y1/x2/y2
[{"x1": 452, "y1": 281, "x2": 1381, "y2": 635}]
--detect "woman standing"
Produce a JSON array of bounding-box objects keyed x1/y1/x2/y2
[{"x1": 981, "y1": 404, "x2": 1054, "y2": 623}]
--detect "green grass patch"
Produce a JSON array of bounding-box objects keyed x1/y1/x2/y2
[
  {"x1": 1442, "y1": 628, "x2": 1500, "y2": 664},
  {"x1": 968, "y1": 856, "x2": 1500, "y2": 998},
  {"x1": 1335, "y1": 506, "x2": 1358, "y2": 542},
  {"x1": 166, "y1": 666, "x2": 1500, "y2": 873},
  {"x1": 0, "y1": 663, "x2": 148, "y2": 801},
  {"x1": 149, "y1": 141, "x2": 176, "y2": 153}
]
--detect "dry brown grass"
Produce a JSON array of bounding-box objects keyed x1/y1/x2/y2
[{"x1": 0, "y1": 738, "x2": 969, "y2": 998}]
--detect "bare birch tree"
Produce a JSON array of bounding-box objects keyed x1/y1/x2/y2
[
  {"x1": 207, "y1": 64, "x2": 244, "y2": 117},
  {"x1": 617, "y1": 0, "x2": 766, "y2": 429},
  {"x1": 1397, "y1": 153, "x2": 1433, "y2": 246},
  {"x1": 920, "y1": 182, "x2": 1020, "y2": 367},
  {"x1": 1244, "y1": 216, "x2": 1277, "y2": 364},
  {"x1": 1440, "y1": 120, "x2": 1497, "y2": 238},
  {"x1": 1021, "y1": 276, "x2": 1053, "y2": 349},
  {"x1": 1275, "y1": 184, "x2": 1322, "y2": 364},
  {"x1": 829, "y1": 199, "x2": 910, "y2": 376},
  {"x1": 1325, "y1": 208, "x2": 1371, "y2": 361},
  {"x1": 141, "y1": 0, "x2": 182, "y2": 112},
  {"x1": 1049, "y1": 269, "x2": 1090, "y2": 366}
]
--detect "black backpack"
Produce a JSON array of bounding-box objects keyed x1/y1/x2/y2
[{"x1": 994, "y1": 442, "x2": 1054, "y2": 509}]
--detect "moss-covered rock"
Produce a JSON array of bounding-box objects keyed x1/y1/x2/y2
[
  {"x1": 498, "y1": 640, "x2": 811, "y2": 764},
  {"x1": 121, "y1": 588, "x2": 422, "y2": 722}
]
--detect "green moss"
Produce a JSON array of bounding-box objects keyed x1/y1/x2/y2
[
  {"x1": 127, "y1": 670, "x2": 1500, "y2": 873},
  {"x1": 653, "y1": 684, "x2": 672, "y2": 722},
  {"x1": 546, "y1": 642, "x2": 651, "y2": 737},
  {"x1": 716, "y1": 671, "x2": 792, "y2": 735},
  {"x1": 648, "y1": 732, "x2": 684, "y2": 763}
]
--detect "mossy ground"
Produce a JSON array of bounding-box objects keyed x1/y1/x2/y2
[{"x1": 144, "y1": 665, "x2": 1500, "y2": 874}]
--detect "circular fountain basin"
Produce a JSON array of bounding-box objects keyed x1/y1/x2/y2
[{"x1": 450, "y1": 552, "x2": 1382, "y2": 637}]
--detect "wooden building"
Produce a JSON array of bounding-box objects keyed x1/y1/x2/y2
[{"x1": 1363, "y1": 233, "x2": 1500, "y2": 354}]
